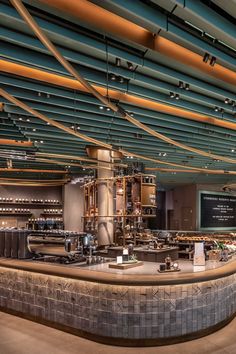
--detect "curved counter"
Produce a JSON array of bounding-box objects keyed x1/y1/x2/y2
[{"x1": 0, "y1": 258, "x2": 236, "y2": 346}]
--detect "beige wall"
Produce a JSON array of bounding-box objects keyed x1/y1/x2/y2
[{"x1": 63, "y1": 183, "x2": 84, "y2": 231}]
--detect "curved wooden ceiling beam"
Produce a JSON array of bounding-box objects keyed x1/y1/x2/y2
[
  {"x1": 39, "y1": 0, "x2": 236, "y2": 87},
  {"x1": 9, "y1": 0, "x2": 236, "y2": 165},
  {"x1": 0, "y1": 138, "x2": 33, "y2": 147},
  {"x1": 145, "y1": 167, "x2": 236, "y2": 175}
]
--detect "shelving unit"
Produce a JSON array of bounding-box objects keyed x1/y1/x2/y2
[{"x1": 0, "y1": 198, "x2": 63, "y2": 229}]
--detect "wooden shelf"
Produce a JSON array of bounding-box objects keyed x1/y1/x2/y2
[
  {"x1": 0, "y1": 213, "x2": 32, "y2": 216},
  {"x1": 0, "y1": 203, "x2": 62, "y2": 207}
]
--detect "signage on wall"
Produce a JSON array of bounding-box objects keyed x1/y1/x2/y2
[{"x1": 200, "y1": 192, "x2": 236, "y2": 228}]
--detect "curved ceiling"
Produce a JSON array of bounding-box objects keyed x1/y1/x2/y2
[{"x1": 0, "y1": 0, "x2": 236, "y2": 188}]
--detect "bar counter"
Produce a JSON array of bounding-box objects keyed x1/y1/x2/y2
[{"x1": 0, "y1": 258, "x2": 236, "y2": 346}]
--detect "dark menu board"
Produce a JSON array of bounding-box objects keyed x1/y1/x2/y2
[{"x1": 200, "y1": 193, "x2": 236, "y2": 228}]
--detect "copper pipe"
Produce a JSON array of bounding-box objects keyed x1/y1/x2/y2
[{"x1": 9, "y1": 1, "x2": 236, "y2": 164}]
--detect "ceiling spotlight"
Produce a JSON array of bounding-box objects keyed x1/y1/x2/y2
[
  {"x1": 179, "y1": 81, "x2": 184, "y2": 89},
  {"x1": 26, "y1": 118, "x2": 30, "y2": 122},
  {"x1": 99, "y1": 105, "x2": 104, "y2": 110},
  {"x1": 214, "y1": 106, "x2": 219, "y2": 112},
  {"x1": 231, "y1": 149, "x2": 235, "y2": 152},
  {"x1": 19, "y1": 117, "x2": 23, "y2": 121},
  {"x1": 210, "y1": 56, "x2": 216, "y2": 66},
  {"x1": 203, "y1": 53, "x2": 210, "y2": 63},
  {"x1": 38, "y1": 92, "x2": 41, "y2": 97},
  {"x1": 118, "y1": 76, "x2": 124, "y2": 83},
  {"x1": 170, "y1": 92, "x2": 175, "y2": 98},
  {"x1": 185, "y1": 83, "x2": 190, "y2": 90},
  {"x1": 127, "y1": 61, "x2": 134, "y2": 70},
  {"x1": 115, "y1": 57, "x2": 121, "y2": 67},
  {"x1": 130, "y1": 113, "x2": 134, "y2": 117},
  {"x1": 110, "y1": 73, "x2": 116, "y2": 81},
  {"x1": 34, "y1": 140, "x2": 38, "y2": 143},
  {"x1": 77, "y1": 126, "x2": 80, "y2": 130},
  {"x1": 83, "y1": 168, "x2": 86, "y2": 171},
  {"x1": 175, "y1": 94, "x2": 180, "y2": 100},
  {"x1": 71, "y1": 125, "x2": 74, "y2": 129},
  {"x1": 47, "y1": 122, "x2": 50, "y2": 125},
  {"x1": 33, "y1": 128, "x2": 36, "y2": 132},
  {"x1": 40, "y1": 140, "x2": 44, "y2": 144},
  {"x1": 46, "y1": 93, "x2": 50, "y2": 98},
  {"x1": 106, "y1": 107, "x2": 111, "y2": 111},
  {"x1": 225, "y1": 98, "x2": 230, "y2": 104}
]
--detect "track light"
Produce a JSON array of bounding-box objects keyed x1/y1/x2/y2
[
  {"x1": 170, "y1": 92, "x2": 175, "y2": 98},
  {"x1": 127, "y1": 61, "x2": 134, "y2": 70},
  {"x1": 225, "y1": 98, "x2": 230, "y2": 104},
  {"x1": 210, "y1": 56, "x2": 216, "y2": 66},
  {"x1": 175, "y1": 94, "x2": 180, "y2": 100},
  {"x1": 110, "y1": 73, "x2": 116, "y2": 81},
  {"x1": 214, "y1": 106, "x2": 219, "y2": 112},
  {"x1": 185, "y1": 83, "x2": 190, "y2": 90},
  {"x1": 115, "y1": 58, "x2": 121, "y2": 67},
  {"x1": 203, "y1": 53, "x2": 210, "y2": 63}
]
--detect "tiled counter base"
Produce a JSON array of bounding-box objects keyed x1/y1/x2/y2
[{"x1": 0, "y1": 264, "x2": 236, "y2": 346}]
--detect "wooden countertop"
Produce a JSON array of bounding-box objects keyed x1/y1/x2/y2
[{"x1": 1, "y1": 258, "x2": 236, "y2": 286}]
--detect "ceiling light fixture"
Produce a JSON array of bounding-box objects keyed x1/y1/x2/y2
[
  {"x1": 127, "y1": 62, "x2": 134, "y2": 70},
  {"x1": 170, "y1": 92, "x2": 175, "y2": 98},
  {"x1": 203, "y1": 53, "x2": 210, "y2": 63},
  {"x1": 99, "y1": 106, "x2": 104, "y2": 110},
  {"x1": 118, "y1": 76, "x2": 124, "y2": 83},
  {"x1": 210, "y1": 56, "x2": 216, "y2": 66},
  {"x1": 185, "y1": 83, "x2": 190, "y2": 90},
  {"x1": 110, "y1": 73, "x2": 116, "y2": 81},
  {"x1": 214, "y1": 106, "x2": 219, "y2": 112},
  {"x1": 175, "y1": 94, "x2": 180, "y2": 100},
  {"x1": 225, "y1": 98, "x2": 230, "y2": 104},
  {"x1": 115, "y1": 58, "x2": 121, "y2": 67},
  {"x1": 179, "y1": 81, "x2": 184, "y2": 89}
]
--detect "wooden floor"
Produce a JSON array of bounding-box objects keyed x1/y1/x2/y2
[{"x1": 0, "y1": 311, "x2": 235, "y2": 354}]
